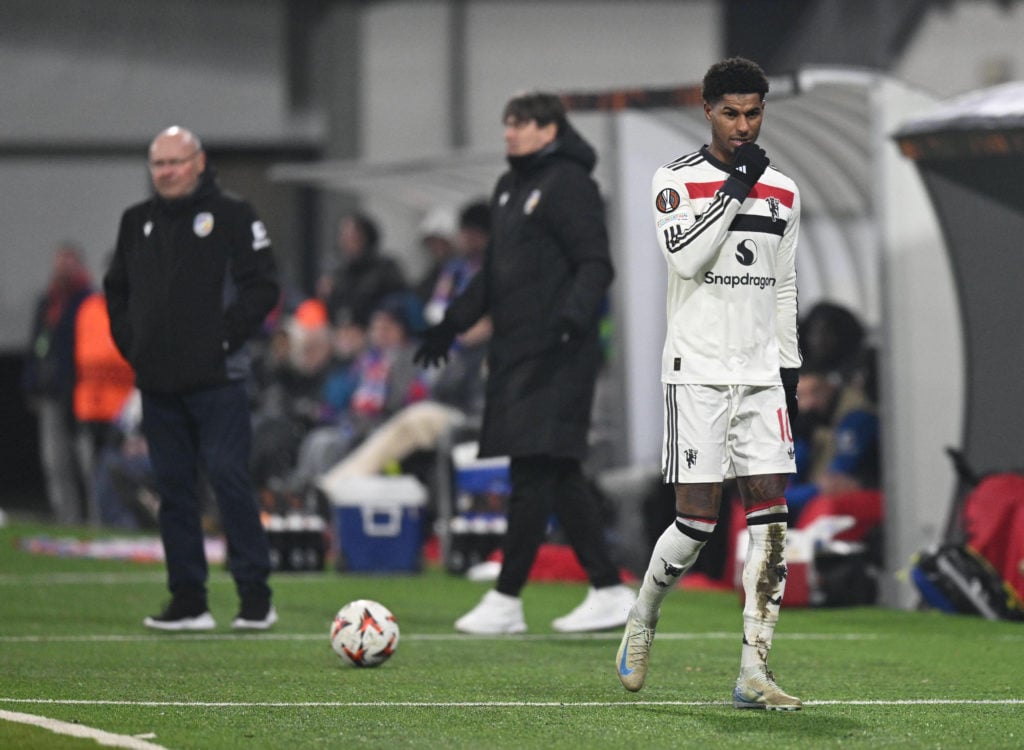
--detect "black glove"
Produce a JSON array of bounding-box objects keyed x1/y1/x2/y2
[
  {"x1": 720, "y1": 142, "x2": 770, "y2": 202},
  {"x1": 413, "y1": 321, "x2": 457, "y2": 367},
  {"x1": 780, "y1": 367, "x2": 800, "y2": 425},
  {"x1": 732, "y1": 142, "x2": 769, "y2": 186}
]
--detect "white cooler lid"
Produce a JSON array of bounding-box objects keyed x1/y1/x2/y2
[
  {"x1": 452, "y1": 441, "x2": 510, "y2": 470},
  {"x1": 324, "y1": 474, "x2": 428, "y2": 508}
]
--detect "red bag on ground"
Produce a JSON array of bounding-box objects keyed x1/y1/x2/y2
[{"x1": 962, "y1": 473, "x2": 1024, "y2": 602}]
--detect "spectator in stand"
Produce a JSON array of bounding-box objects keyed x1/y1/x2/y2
[
  {"x1": 786, "y1": 348, "x2": 881, "y2": 519},
  {"x1": 788, "y1": 301, "x2": 872, "y2": 514},
  {"x1": 250, "y1": 300, "x2": 338, "y2": 501},
  {"x1": 249, "y1": 314, "x2": 292, "y2": 401},
  {"x1": 413, "y1": 205, "x2": 459, "y2": 307},
  {"x1": 91, "y1": 389, "x2": 158, "y2": 529},
  {"x1": 317, "y1": 198, "x2": 494, "y2": 488},
  {"x1": 283, "y1": 292, "x2": 430, "y2": 504},
  {"x1": 798, "y1": 301, "x2": 865, "y2": 380},
  {"x1": 318, "y1": 212, "x2": 408, "y2": 329},
  {"x1": 421, "y1": 200, "x2": 490, "y2": 329},
  {"x1": 319, "y1": 311, "x2": 370, "y2": 425},
  {"x1": 22, "y1": 242, "x2": 95, "y2": 525},
  {"x1": 456, "y1": 200, "x2": 491, "y2": 266}
]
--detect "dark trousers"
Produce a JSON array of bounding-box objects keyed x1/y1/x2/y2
[
  {"x1": 141, "y1": 382, "x2": 271, "y2": 604},
  {"x1": 496, "y1": 455, "x2": 621, "y2": 596}
]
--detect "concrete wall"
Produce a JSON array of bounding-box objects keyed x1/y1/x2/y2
[
  {"x1": 0, "y1": 0, "x2": 301, "y2": 143},
  {"x1": 0, "y1": 0, "x2": 311, "y2": 350}
]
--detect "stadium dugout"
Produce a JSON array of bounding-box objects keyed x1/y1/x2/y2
[{"x1": 894, "y1": 81, "x2": 1024, "y2": 485}]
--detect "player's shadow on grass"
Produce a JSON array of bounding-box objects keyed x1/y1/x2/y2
[{"x1": 630, "y1": 704, "x2": 862, "y2": 738}]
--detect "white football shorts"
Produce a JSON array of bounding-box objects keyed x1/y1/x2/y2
[{"x1": 661, "y1": 383, "x2": 796, "y2": 483}]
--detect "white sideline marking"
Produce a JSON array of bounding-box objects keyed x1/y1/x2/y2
[
  {"x1": 0, "y1": 709, "x2": 168, "y2": 749},
  {"x1": 3, "y1": 631, "x2": 1021, "y2": 647},
  {"x1": 0, "y1": 572, "x2": 167, "y2": 585},
  {"x1": 0, "y1": 571, "x2": 327, "y2": 585},
  {"x1": 2, "y1": 698, "x2": 1023, "y2": 709},
  {"x1": 0, "y1": 631, "x2": 883, "y2": 644}
]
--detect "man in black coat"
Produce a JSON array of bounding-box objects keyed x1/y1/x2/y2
[
  {"x1": 105, "y1": 126, "x2": 279, "y2": 631},
  {"x1": 416, "y1": 92, "x2": 634, "y2": 634}
]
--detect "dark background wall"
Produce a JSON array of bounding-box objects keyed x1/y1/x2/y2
[{"x1": 915, "y1": 154, "x2": 1024, "y2": 476}]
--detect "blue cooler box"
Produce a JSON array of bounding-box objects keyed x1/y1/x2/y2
[
  {"x1": 452, "y1": 442, "x2": 510, "y2": 499},
  {"x1": 326, "y1": 475, "x2": 428, "y2": 573},
  {"x1": 446, "y1": 443, "x2": 510, "y2": 573}
]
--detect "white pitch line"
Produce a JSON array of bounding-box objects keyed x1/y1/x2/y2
[
  {"x1": 0, "y1": 572, "x2": 168, "y2": 585},
  {"x1": 0, "y1": 571, "x2": 326, "y2": 585},
  {"x1": 807, "y1": 700, "x2": 1024, "y2": 706},
  {"x1": 0, "y1": 709, "x2": 169, "y2": 749},
  {"x1": 0, "y1": 631, "x2": 884, "y2": 644},
  {"x1": 2, "y1": 698, "x2": 1023, "y2": 708},
  {"x1": 3, "y1": 631, "x2": 1021, "y2": 647}
]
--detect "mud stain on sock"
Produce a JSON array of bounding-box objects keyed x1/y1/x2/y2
[{"x1": 755, "y1": 523, "x2": 787, "y2": 618}]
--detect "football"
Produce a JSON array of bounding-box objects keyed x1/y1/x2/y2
[{"x1": 330, "y1": 599, "x2": 400, "y2": 668}]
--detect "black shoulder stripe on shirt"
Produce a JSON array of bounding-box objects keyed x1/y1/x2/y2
[
  {"x1": 666, "y1": 151, "x2": 704, "y2": 171},
  {"x1": 728, "y1": 214, "x2": 788, "y2": 237}
]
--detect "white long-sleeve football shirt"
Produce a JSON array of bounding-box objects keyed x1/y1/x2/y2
[{"x1": 652, "y1": 145, "x2": 801, "y2": 386}]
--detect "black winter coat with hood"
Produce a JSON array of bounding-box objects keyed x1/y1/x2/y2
[{"x1": 443, "y1": 122, "x2": 614, "y2": 460}]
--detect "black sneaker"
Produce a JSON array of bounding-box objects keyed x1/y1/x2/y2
[
  {"x1": 143, "y1": 598, "x2": 216, "y2": 631},
  {"x1": 231, "y1": 599, "x2": 278, "y2": 631}
]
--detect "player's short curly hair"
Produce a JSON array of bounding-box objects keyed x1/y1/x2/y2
[
  {"x1": 702, "y1": 57, "x2": 769, "y2": 104},
  {"x1": 502, "y1": 91, "x2": 567, "y2": 131}
]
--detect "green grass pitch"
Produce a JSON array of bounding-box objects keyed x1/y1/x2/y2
[{"x1": 1, "y1": 519, "x2": 1022, "y2": 749}]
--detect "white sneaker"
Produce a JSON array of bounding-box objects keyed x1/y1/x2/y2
[
  {"x1": 552, "y1": 584, "x2": 635, "y2": 633},
  {"x1": 455, "y1": 590, "x2": 527, "y2": 634},
  {"x1": 231, "y1": 605, "x2": 279, "y2": 631},
  {"x1": 143, "y1": 598, "x2": 216, "y2": 632}
]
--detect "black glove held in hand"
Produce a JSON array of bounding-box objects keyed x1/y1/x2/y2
[
  {"x1": 780, "y1": 367, "x2": 800, "y2": 425},
  {"x1": 413, "y1": 322, "x2": 456, "y2": 367},
  {"x1": 731, "y1": 142, "x2": 769, "y2": 188}
]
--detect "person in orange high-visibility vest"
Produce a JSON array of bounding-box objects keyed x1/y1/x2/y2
[{"x1": 74, "y1": 290, "x2": 135, "y2": 524}]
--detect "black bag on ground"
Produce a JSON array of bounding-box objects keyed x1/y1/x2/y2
[{"x1": 911, "y1": 543, "x2": 1024, "y2": 622}]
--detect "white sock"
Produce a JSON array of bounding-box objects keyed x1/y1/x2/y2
[
  {"x1": 740, "y1": 501, "x2": 789, "y2": 673},
  {"x1": 634, "y1": 515, "x2": 715, "y2": 625}
]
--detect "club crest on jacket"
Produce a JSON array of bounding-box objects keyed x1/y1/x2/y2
[{"x1": 193, "y1": 212, "x2": 214, "y2": 238}]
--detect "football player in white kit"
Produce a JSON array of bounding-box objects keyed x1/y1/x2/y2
[{"x1": 616, "y1": 57, "x2": 803, "y2": 710}]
